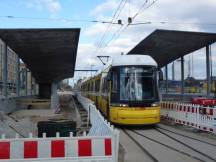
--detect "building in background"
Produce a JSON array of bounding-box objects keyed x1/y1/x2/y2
[
  {"x1": 0, "y1": 39, "x2": 38, "y2": 97},
  {"x1": 19, "y1": 63, "x2": 38, "y2": 96},
  {"x1": 0, "y1": 39, "x2": 3, "y2": 95},
  {"x1": 19, "y1": 63, "x2": 27, "y2": 96},
  {"x1": 7, "y1": 47, "x2": 17, "y2": 96},
  {"x1": 0, "y1": 39, "x2": 18, "y2": 96}
]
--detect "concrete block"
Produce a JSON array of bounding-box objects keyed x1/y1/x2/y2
[{"x1": 0, "y1": 98, "x2": 16, "y2": 113}]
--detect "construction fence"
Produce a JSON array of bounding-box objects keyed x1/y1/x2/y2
[
  {"x1": 0, "y1": 92, "x2": 120, "y2": 162},
  {"x1": 76, "y1": 92, "x2": 119, "y2": 161},
  {"x1": 161, "y1": 102, "x2": 216, "y2": 134},
  {"x1": 0, "y1": 132, "x2": 114, "y2": 162}
]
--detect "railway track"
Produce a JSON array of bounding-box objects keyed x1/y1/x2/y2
[
  {"x1": 155, "y1": 127, "x2": 216, "y2": 161},
  {"x1": 156, "y1": 126, "x2": 216, "y2": 147},
  {"x1": 123, "y1": 129, "x2": 159, "y2": 162},
  {"x1": 122, "y1": 125, "x2": 216, "y2": 162}
]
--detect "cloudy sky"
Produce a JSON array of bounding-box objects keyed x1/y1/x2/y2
[{"x1": 1, "y1": 0, "x2": 216, "y2": 83}]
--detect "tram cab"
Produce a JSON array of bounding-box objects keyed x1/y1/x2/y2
[{"x1": 107, "y1": 55, "x2": 161, "y2": 125}]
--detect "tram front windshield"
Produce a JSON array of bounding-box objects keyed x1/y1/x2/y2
[{"x1": 120, "y1": 66, "x2": 158, "y2": 101}]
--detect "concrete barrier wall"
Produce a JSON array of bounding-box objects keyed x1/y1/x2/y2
[
  {"x1": 0, "y1": 98, "x2": 16, "y2": 114},
  {"x1": 0, "y1": 96, "x2": 38, "y2": 114}
]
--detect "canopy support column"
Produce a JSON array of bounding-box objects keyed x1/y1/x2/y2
[
  {"x1": 3, "y1": 43, "x2": 7, "y2": 98},
  {"x1": 206, "y1": 45, "x2": 211, "y2": 97},
  {"x1": 165, "y1": 65, "x2": 168, "y2": 93},
  {"x1": 181, "y1": 56, "x2": 184, "y2": 95},
  {"x1": 25, "y1": 68, "x2": 27, "y2": 96},
  {"x1": 51, "y1": 82, "x2": 59, "y2": 110},
  {"x1": 30, "y1": 72, "x2": 32, "y2": 96},
  {"x1": 172, "y1": 62, "x2": 175, "y2": 80},
  {"x1": 16, "y1": 56, "x2": 20, "y2": 97}
]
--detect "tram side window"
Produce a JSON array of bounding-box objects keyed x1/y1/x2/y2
[
  {"x1": 95, "y1": 79, "x2": 100, "y2": 92},
  {"x1": 101, "y1": 79, "x2": 104, "y2": 93},
  {"x1": 112, "y1": 72, "x2": 118, "y2": 93},
  {"x1": 92, "y1": 82, "x2": 94, "y2": 92},
  {"x1": 88, "y1": 83, "x2": 90, "y2": 92},
  {"x1": 102, "y1": 78, "x2": 105, "y2": 93},
  {"x1": 102, "y1": 77, "x2": 109, "y2": 94},
  {"x1": 98, "y1": 79, "x2": 101, "y2": 92},
  {"x1": 90, "y1": 83, "x2": 92, "y2": 92},
  {"x1": 111, "y1": 70, "x2": 118, "y2": 102},
  {"x1": 95, "y1": 80, "x2": 98, "y2": 92},
  {"x1": 90, "y1": 82, "x2": 92, "y2": 92}
]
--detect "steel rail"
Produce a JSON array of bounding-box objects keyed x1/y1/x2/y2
[
  {"x1": 122, "y1": 129, "x2": 159, "y2": 162},
  {"x1": 131, "y1": 129, "x2": 205, "y2": 162},
  {"x1": 156, "y1": 126, "x2": 216, "y2": 147},
  {"x1": 155, "y1": 128, "x2": 216, "y2": 162}
]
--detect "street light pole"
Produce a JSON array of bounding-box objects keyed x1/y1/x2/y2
[{"x1": 90, "y1": 65, "x2": 94, "y2": 77}]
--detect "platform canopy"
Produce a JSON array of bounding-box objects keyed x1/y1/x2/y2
[
  {"x1": 0, "y1": 28, "x2": 80, "y2": 83},
  {"x1": 128, "y1": 29, "x2": 216, "y2": 67}
]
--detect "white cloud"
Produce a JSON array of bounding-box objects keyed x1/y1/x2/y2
[
  {"x1": 41, "y1": 0, "x2": 61, "y2": 14},
  {"x1": 76, "y1": 43, "x2": 97, "y2": 68},
  {"x1": 86, "y1": 0, "x2": 210, "y2": 47},
  {"x1": 84, "y1": 23, "x2": 107, "y2": 37},
  {"x1": 21, "y1": 0, "x2": 61, "y2": 14},
  {"x1": 111, "y1": 38, "x2": 135, "y2": 47},
  {"x1": 75, "y1": 0, "x2": 216, "y2": 81},
  {"x1": 91, "y1": 0, "x2": 117, "y2": 16}
]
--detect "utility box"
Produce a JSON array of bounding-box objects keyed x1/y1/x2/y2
[{"x1": 37, "y1": 120, "x2": 76, "y2": 137}]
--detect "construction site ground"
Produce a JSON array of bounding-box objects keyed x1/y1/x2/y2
[{"x1": 0, "y1": 91, "x2": 83, "y2": 138}]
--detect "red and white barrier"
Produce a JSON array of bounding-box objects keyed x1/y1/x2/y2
[
  {"x1": 0, "y1": 133, "x2": 115, "y2": 162},
  {"x1": 192, "y1": 97, "x2": 216, "y2": 106},
  {"x1": 161, "y1": 102, "x2": 216, "y2": 134},
  {"x1": 75, "y1": 92, "x2": 120, "y2": 162},
  {"x1": 0, "y1": 91, "x2": 120, "y2": 162}
]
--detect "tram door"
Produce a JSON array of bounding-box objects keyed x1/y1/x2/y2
[{"x1": 99, "y1": 70, "x2": 110, "y2": 117}]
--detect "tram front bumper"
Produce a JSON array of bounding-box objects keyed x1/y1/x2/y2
[{"x1": 110, "y1": 107, "x2": 160, "y2": 125}]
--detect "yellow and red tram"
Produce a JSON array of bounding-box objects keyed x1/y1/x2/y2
[{"x1": 80, "y1": 55, "x2": 161, "y2": 125}]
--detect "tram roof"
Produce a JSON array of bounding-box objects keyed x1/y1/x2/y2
[
  {"x1": 128, "y1": 29, "x2": 216, "y2": 68},
  {"x1": 112, "y1": 55, "x2": 157, "y2": 67},
  {"x1": 0, "y1": 28, "x2": 80, "y2": 83}
]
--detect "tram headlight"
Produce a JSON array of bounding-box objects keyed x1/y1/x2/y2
[
  {"x1": 119, "y1": 104, "x2": 128, "y2": 107},
  {"x1": 110, "y1": 103, "x2": 129, "y2": 107},
  {"x1": 151, "y1": 102, "x2": 159, "y2": 107}
]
